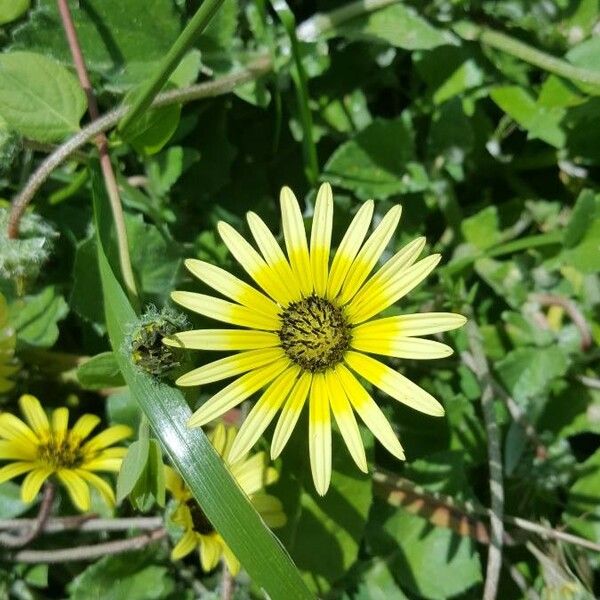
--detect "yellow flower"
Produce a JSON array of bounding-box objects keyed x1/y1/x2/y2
[
  {"x1": 166, "y1": 423, "x2": 285, "y2": 574},
  {"x1": 0, "y1": 394, "x2": 132, "y2": 511},
  {"x1": 166, "y1": 184, "x2": 466, "y2": 495},
  {"x1": 0, "y1": 293, "x2": 18, "y2": 393}
]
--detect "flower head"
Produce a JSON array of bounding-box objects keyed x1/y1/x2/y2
[
  {"x1": 0, "y1": 395, "x2": 132, "y2": 511},
  {"x1": 166, "y1": 184, "x2": 466, "y2": 495},
  {"x1": 166, "y1": 423, "x2": 285, "y2": 574}
]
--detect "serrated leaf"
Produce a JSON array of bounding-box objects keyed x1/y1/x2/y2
[
  {"x1": 0, "y1": 51, "x2": 86, "y2": 142},
  {"x1": 323, "y1": 117, "x2": 428, "y2": 200},
  {"x1": 77, "y1": 352, "x2": 125, "y2": 390}
]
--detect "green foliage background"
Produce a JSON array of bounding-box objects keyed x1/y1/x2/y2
[{"x1": 1, "y1": 0, "x2": 600, "y2": 598}]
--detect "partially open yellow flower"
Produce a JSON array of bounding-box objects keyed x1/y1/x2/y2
[
  {"x1": 0, "y1": 395, "x2": 132, "y2": 511},
  {"x1": 166, "y1": 423, "x2": 285, "y2": 574},
  {"x1": 166, "y1": 183, "x2": 466, "y2": 495}
]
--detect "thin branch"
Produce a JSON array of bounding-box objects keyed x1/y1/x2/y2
[
  {"x1": 8, "y1": 528, "x2": 167, "y2": 563},
  {"x1": 464, "y1": 318, "x2": 504, "y2": 600},
  {"x1": 504, "y1": 560, "x2": 541, "y2": 600},
  {"x1": 57, "y1": 0, "x2": 138, "y2": 303},
  {"x1": 529, "y1": 293, "x2": 592, "y2": 350},
  {"x1": 0, "y1": 515, "x2": 163, "y2": 533},
  {"x1": 7, "y1": 56, "x2": 272, "y2": 242},
  {"x1": 221, "y1": 563, "x2": 235, "y2": 600},
  {"x1": 0, "y1": 482, "x2": 55, "y2": 548}
]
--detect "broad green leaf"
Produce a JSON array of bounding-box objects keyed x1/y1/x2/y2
[
  {"x1": 0, "y1": 51, "x2": 86, "y2": 142},
  {"x1": 564, "y1": 448, "x2": 600, "y2": 542},
  {"x1": 367, "y1": 501, "x2": 482, "y2": 600},
  {"x1": 77, "y1": 352, "x2": 125, "y2": 390},
  {"x1": 130, "y1": 439, "x2": 166, "y2": 511},
  {"x1": 490, "y1": 85, "x2": 566, "y2": 148},
  {"x1": 68, "y1": 551, "x2": 175, "y2": 600},
  {"x1": 91, "y1": 165, "x2": 311, "y2": 599},
  {"x1": 342, "y1": 558, "x2": 409, "y2": 600},
  {"x1": 120, "y1": 104, "x2": 181, "y2": 156},
  {"x1": 10, "y1": 286, "x2": 68, "y2": 349},
  {"x1": 323, "y1": 116, "x2": 428, "y2": 200},
  {"x1": 107, "y1": 390, "x2": 141, "y2": 431},
  {"x1": 0, "y1": 0, "x2": 29, "y2": 25},
  {"x1": 561, "y1": 191, "x2": 600, "y2": 273},
  {"x1": 71, "y1": 236, "x2": 105, "y2": 328},
  {"x1": 11, "y1": 0, "x2": 183, "y2": 91},
  {"x1": 0, "y1": 481, "x2": 29, "y2": 518},
  {"x1": 461, "y1": 206, "x2": 502, "y2": 250},
  {"x1": 334, "y1": 4, "x2": 456, "y2": 50},
  {"x1": 116, "y1": 438, "x2": 150, "y2": 504}
]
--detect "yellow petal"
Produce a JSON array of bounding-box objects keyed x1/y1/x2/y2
[
  {"x1": 171, "y1": 291, "x2": 280, "y2": 331},
  {"x1": 51, "y1": 407, "x2": 69, "y2": 445},
  {"x1": 208, "y1": 422, "x2": 228, "y2": 457},
  {"x1": 271, "y1": 372, "x2": 311, "y2": 459},
  {"x1": 280, "y1": 186, "x2": 313, "y2": 295},
  {"x1": 0, "y1": 461, "x2": 35, "y2": 485},
  {"x1": 310, "y1": 183, "x2": 333, "y2": 296},
  {"x1": 230, "y1": 451, "x2": 270, "y2": 496},
  {"x1": 337, "y1": 204, "x2": 401, "y2": 305},
  {"x1": 164, "y1": 465, "x2": 186, "y2": 497},
  {"x1": 227, "y1": 366, "x2": 299, "y2": 463},
  {"x1": 57, "y1": 470, "x2": 90, "y2": 511},
  {"x1": 176, "y1": 348, "x2": 284, "y2": 387},
  {"x1": 83, "y1": 425, "x2": 132, "y2": 453},
  {"x1": 76, "y1": 470, "x2": 116, "y2": 507},
  {"x1": 18, "y1": 394, "x2": 49, "y2": 437},
  {"x1": 171, "y1": 528, "x2": 198, "y2": 561},
  {"x1": 0, "y1": 439, "x2": 36, "y2": 461},
  {"x1": 344, "y1": 351, "x2": 444, "y2": 416},
  {"x1": 347, "y1": 254, "x2": 441, "y2": 323},
  {"x1": 324, "y1": 370, "x2": 367, "y2": 473},
  {"x1": 308, "y1": 373, "x2": 332, "y2": 496},
  {"x1": 246, "y1": 212, "x2": 302, "y2": 301},
  {"x1": 327, "y1": 200, "x2": 373, "y2": 299},
  {"x1": 351, "y1": 336, "x2": 453, "y2": 360},
  {"x1": 348, "y1": 236, "x2": 425, "y2": 309},
  {"x1": 187, "y1": 359, "x2": 289, "y2": 428},
  {"x1": 251, "y1": 492, "x2": 287, "y2": 528},
  {"x1": 221, "y1": 542, "x2": 241, "y2": 576},
  {"x1": 69, "y1": 414, "x2": 100, "y2": 443},
  {"x1": 0, "y1": 413, "x2": 38, "y2": 446},
  {"x1": 218, "y1": 221, "x2": 292, "y2": 304},
  {"x1": 353, "y1": 312, "x2": 467, "y2": 338},
  {"x1": 164, "y1": 329, "x2": 280, "y2": 351},
  {"x1": 21, "y1": 467, "x2": 53, "y2": 503},
  {"x1": 335, "y1": 364, "x2": 405, "y2": 460},
  {"x1": 184, "y1": 259, "x2": 279, "y2": 318},
  {"x1": 199, "y1": 534, "x2": 222, "y2": 572}
]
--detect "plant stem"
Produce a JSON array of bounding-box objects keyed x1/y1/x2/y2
[
  {"x1": 8, "y1": 528, "x2": 167, "y2": 563},
  {"x1": 57, "y1": 0, "x2": 139, "y2": 305},
  {"x1": 0, "y1": 516, "x2": 163, "y2": 533},
  {"x1": 464, "y1": 319, "x2": 504, "y2": 600},
  {"x1": 6, "y1": 56, "x2": 272, "y2": 243},
  {"x1": 118, "y1": 0, "x2": 226, "y2": 132}
]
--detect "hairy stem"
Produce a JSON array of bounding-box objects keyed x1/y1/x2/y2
[{"x1": 57, "y1": 0, "x2": 138, "y2": 304}]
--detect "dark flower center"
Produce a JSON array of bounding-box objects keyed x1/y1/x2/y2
[
  {"x1": 186, "y1": 499, "x2": 214, "y2": 535},
  {"x1": 278, "y1": 294, "x2": 351, "y2": 372},
  {"x1": 37, "y1": 438, "x2": 83, "y2": 469}
]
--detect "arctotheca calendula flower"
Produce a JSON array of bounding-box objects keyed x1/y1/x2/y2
[
  {"x1": 166, "y1": 423, "x2": 285, "y2": 574},
  {"x1": 0, "y1": 395, "x2": 132, "y2": 510},
  {"x1": 165, "y1": 184, "x2": 466, "y2": 495}
]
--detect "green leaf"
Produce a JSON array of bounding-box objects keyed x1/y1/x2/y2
[
  {"x1": 489, "y1": 85, "x2": 566, "y2": 148},
  {"x1": 0, "y1": 481, "x2": 29, "y2": 518},
  {"x1": 0, "y1": 0, "x2": 29, "y2": 25},
  {"x1": 120, "y1": 104, "x2": 181, "y2": 156},
  {"x1": 334, "y1": 4, "x2": 456, "y2": 50},
  {"x1": 68, "y1": 551, "x2": 175, "y2": 600},
  {"x1": 367, "y1": 501, "x2": 482, "y2": 600},
  {"x1": 561, "y1": 191, "x2": 600, "y2": 273},
  {"x1": 0, "y1": 51, "x2": 86, "y2": 142},
  {"x1": 107, "y1": 390, "x2": 141, "y2": 431},
  {"x1": 323, "y1": 116, "x2": 428, "y2": 200},
  {"x1": 11, "y1": 0, "x2": 183, "y2": 91},
  {"x1": 130, "y1": 439, "x2": 166, "y2": 511},
  {"x1": 116, "y1": 437, "x2": 150, "y2": 503},
  {"x1": 91, "y1": 165, "x2": 311, "y2": 598},
  {"x1": 10, "y1": 286, "x2": 68, "y2": 349},
  {"x1": 77, "y1": 352, "x2": 125, "y2": 390},
  {"x1": 461, "y1": 206, "x2": 502, "y2": 251},
  {"x1": 564, "y1": 448, "x2": 600, "y2": 542},
  {"x1": 343, "y1": 558, "x2": 409, "y2": 600}
]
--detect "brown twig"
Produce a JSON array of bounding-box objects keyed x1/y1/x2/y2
[
  {"x1": 0, "y1": 482, "x2": 55, "y2": 548},
  {"x1": 464, "y1": 318, "x2": 504, "y2": 600},
  {"x1": 221, "y1": 563, "x2": 235, "y2": 600},
  {"x1": 9, "y1": 528, "x2": 167, "y2": 563},
  {"x1": 0, "y1": 515, "x2": 163, "y2": 534},
  {"x1": 530, "y1": 293, "x2": 593, "y2": 351},
  {"x1": 56, "y1": 0, "x2": 138, "y2": 303}
]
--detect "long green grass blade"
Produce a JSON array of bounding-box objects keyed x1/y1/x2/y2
[{"x1": 91, "y1": 165, "x2": 313, "y2": 599}]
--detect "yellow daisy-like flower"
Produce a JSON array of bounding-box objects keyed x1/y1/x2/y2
[
  {"x1": 0, "y1": 394, "x2": 132, "y2": 511},
  {"x1": 0, "y1": 293, "x2": 18, "y2": 393},
  {"x1": 166, "y1": 423, "x2": 285, "y2": 574},
  {"x1": 166, "y1": 184, "x2": 466, "y2": 495}
]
